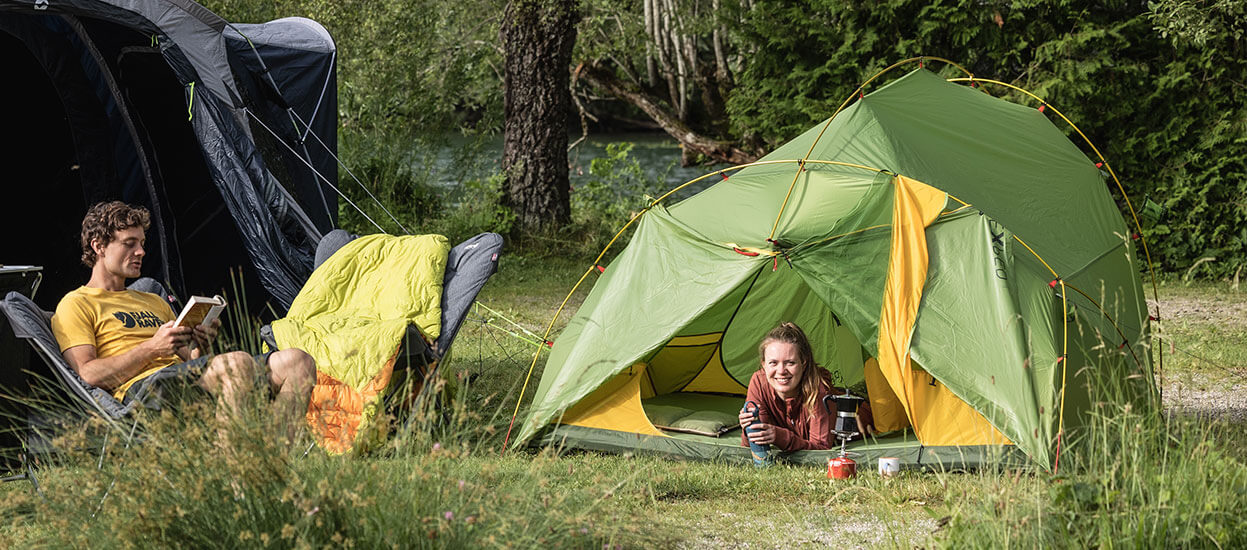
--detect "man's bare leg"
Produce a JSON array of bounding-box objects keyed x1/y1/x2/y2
[
  {"x1": 265, "y1": 349, "x2": 316, "y2": 444},
  {"x1": 200, "y1": 349, "x2": 316, "y2": 445},
  {"x1": 200, "y1": 351, "x2": 261, "y2": 421}
]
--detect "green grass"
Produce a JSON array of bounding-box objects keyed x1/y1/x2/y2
[{"x1": 2, "y1": 263, "x2": 1245, "y2": 548}]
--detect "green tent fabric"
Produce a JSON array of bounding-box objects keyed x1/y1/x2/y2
[{"x1": 517, "y1": 68, "x2": 1153, "y2": 469}]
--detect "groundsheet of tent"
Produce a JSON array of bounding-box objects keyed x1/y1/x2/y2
[{"x1": 516, "y1": 67, "x2": 1154, "y2": 470}]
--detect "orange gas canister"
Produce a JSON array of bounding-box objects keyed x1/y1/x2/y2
[{"x1": 828, "y1": 455, "x2": 857, "y2": 480}]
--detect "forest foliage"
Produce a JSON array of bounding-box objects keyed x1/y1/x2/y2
[{"x1": 203, "y1": 0, "x2": 1246, "y2": 277}]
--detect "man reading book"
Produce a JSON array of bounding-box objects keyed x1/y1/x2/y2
[{"x1": 51, "y1": 201, "x2": 315, "y2": 444}]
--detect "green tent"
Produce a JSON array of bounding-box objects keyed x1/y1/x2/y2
[{"x1": 515, "y1": 67, "x2": 1154, "y2": 469}]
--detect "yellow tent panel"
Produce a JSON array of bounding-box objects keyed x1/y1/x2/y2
[
  {"x1": 563, "y1": 364, "x2": 666, "y2": 437},
  {"x1": 905, "y1": 364, "x2": 1011, "y2": 445},
  {"x1": 864, "y1": 357, "x2": 910, "y2": 433},
  {"x1": 646, "y1": 333, "x2": 721, "y2": 394},
  {"x1": 682, "y1": 347, "x2": 747, "y2": 393}
]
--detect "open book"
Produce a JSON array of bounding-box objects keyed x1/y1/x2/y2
[{"x1": 173, "y1": 294, "x2": 227, "y2": 329}]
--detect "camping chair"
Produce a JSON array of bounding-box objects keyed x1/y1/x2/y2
[
  {"x1": 0, "y1": 278, "x2": 182, "y2": 485},
  {"x1": 264, "y1": 230, "x2": 502, "y2": 388},
  {"x1": 0, "y1": 278, "x2": 180, "y2": 419},
  {"x1": 260, "y1": 230, "x2": 503, "y2": 451}
]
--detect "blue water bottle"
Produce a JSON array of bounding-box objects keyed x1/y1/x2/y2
[{"x1": 742, "y1": 401, "x2": 770, "y2": 468}]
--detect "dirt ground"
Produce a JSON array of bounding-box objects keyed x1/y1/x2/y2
[
  {"x1": 1152, "y1": 294, "x2": 1247, "y2": 330},
  {"x1": 1152, "y1": 293, "x2": 1247, "y2": 423}
]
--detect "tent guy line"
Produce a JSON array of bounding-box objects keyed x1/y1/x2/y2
[
  {"x1": 227, "y1": 18, "x2": 411, "y2": 236},
  {"x1": 282, "y1": 106, "x2": 414, "y2": 236},
  {"x1": 243, "y1": 108, "x2": 390, "y2": 234}
]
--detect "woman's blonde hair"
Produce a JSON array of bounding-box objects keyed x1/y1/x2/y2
[{"x1": 758, "y1": 322, "x2": 831, "y2": 421}]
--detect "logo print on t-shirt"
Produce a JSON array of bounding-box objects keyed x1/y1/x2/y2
[
  {"x1": 113, "y1": 311, "x2": 163, "y2": 329},
  {"x1": 113, "y1": 311, "x2": 136, "y2": 328}
]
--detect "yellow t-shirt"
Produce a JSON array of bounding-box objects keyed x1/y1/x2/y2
[{"x1": 51, "y1": 286, "x2": 181, "y2": 399}]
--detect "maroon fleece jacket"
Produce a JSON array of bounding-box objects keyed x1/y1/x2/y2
[{"x1": 741, "y1": 367, "x2": 874, "y2": 451}]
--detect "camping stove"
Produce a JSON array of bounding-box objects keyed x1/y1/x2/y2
[
  {"x1": 824, "y1": 393, "x2": 864, "y2": 480},
  {"x1": 828, "y1": 455, "x2": 856, "y2": 479}
]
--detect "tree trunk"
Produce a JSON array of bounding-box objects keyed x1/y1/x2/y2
[
  {"x1": 500, "y1": 0, "x2": 580, "y2": 231},
  {"x1": 579, "y1": 62, "x2": 760, "y2": 165}
]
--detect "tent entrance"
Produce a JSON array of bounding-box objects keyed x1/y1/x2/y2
[
  {"x1": 1, "y1": 29, "x2": 91, "y2": 308},
  {"x1": 111, "y1": 41, "x2": 257, "y2": 301},
  {"x1": 552, "y1": 253, "x2": 1012, "y2": 456},
  {"x1": 559, "y1": 263, "x2": 874, "y2": 440},
  {"x1": 1, "y1": 14, "x2": 261, "y2": 307},
  {"x1": 640, "y1": 262, "x2": 872, "y2": 400}
]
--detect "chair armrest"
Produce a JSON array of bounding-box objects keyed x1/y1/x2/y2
[{"x1": 259, "y1": 324, "x2": 280, "y2": 352}]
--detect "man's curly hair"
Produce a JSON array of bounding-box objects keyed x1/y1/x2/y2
[{"x1": 80, "y1": 201, "x2": 151, "y2": 267}]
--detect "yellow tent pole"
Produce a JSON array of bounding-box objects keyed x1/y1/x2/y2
[
  {"x1": 649, "y1": 160, "x2": 790, "y2": 206},
  {"x1": 1055, "y1": 280, "x2": 1070, "y2": 472},
  {"x1": 1012, "y1": 233, "x2": 1071, "y2": 471},
  {"x1": 947, "y1": 78, "x2": 1156, "y2": 281},
  {"x1": 800, "y1": 159, "x2": 888, "y2": 175},
  {"x1": 948, "y1": 76, "x2": 1163, "y2": 390},
  {"x1": 1012, "y1": 234, "x2": 1059, "y2": 280},
  {"x1": 768, "y1": 57, "x2": 974, "y2": 241}
]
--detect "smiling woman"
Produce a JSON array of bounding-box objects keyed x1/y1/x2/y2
[{"x1": 738, "y1": 323, "x2": 874, "y2": 452}]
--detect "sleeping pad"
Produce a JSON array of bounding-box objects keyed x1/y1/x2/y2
[{"x1": 272, "y1": 233, "x2": 450, "y2": 453}]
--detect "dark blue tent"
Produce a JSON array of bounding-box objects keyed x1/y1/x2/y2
[{"x1": 0, "y1": 0, "x2": 338, "y2": 311}]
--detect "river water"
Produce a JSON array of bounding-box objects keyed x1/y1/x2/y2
[
  {"x1": 426, "y1": 132, "x2": 720, "y2": 203},
  {"x1": 566, "y1": 132, "x2": 713, "y2": 189}
]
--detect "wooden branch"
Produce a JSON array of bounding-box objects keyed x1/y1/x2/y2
[
  {"x1": 578, "y1": 62, "x2": 759, "y2": 165},
  {"x1": 662, "y1": 0, "x2": 688, "y2": 118},
  {"x1": 643, "y1": 0, "x2": 657, "y2": 86},
  {"x1": 711, "y1": 0, "x2": 732, "y2": 86}
]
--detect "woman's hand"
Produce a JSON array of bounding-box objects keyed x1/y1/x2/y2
[
  {"x1": 738, "y1": 409, "x2": 755, "y2": 430},
  {"x1": 856, "y1": 416, "x2": 877, "y2": 437},
  {"x1": 745, "y1": 422, "x2": 777, "y2": 445}
]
